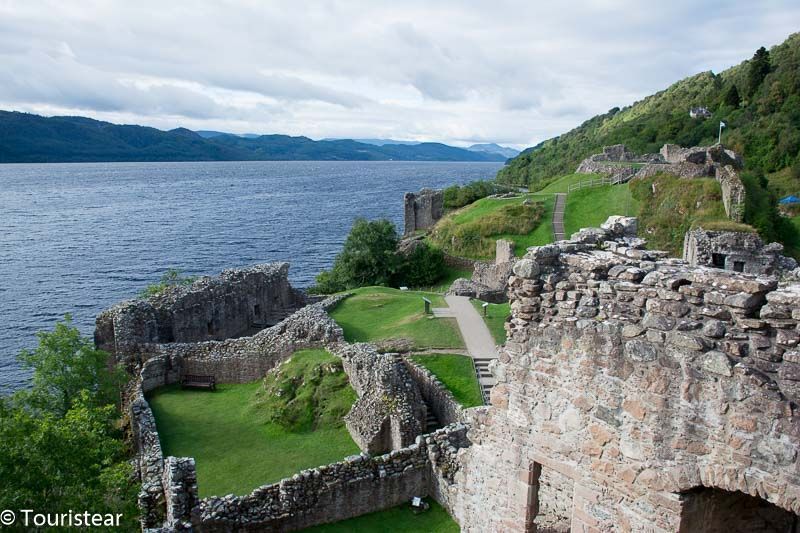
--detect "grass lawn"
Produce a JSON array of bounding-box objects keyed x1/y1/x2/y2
[
  {"x1": 409, "y1": 354, "x2": 483, "y2": 408},
  {"x1": 303, "y1": 498, "x2": 458, "y2": 533},
  {"x1": 470, "y1": 299, "x2": 510, "y2": 344},
  {"x1": 536, "y1": 173, "x2": 595, "y2": 194},
  {"x1": 564, "y1": 183, "x2": 638, "y2": 237},
  {"x1": 148, "y1": 353, "x2": 360, "y2": 497},
  {"x1": 491, "y1": 194, "x2": 554, "y2": 255},
  {"x1": 330, "y1": 287, "x2": 464, "y2": 350}
]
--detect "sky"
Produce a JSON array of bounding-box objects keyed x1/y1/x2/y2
[{"x1": 1, "y1": 1, "x2": 798, "y2": 148}]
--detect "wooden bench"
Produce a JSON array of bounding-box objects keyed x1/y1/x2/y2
[{"x1": 181, "y1": 374, "x2": 216, "y2": 391}]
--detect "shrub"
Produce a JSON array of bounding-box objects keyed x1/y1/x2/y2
[
  {"x1": 139, "y1": 268, "x2": 197, "y2": 299},
  {"x1": 0, "y1": 317, "x2": 137, "y2": 526},
  {"x1": 312, "y1": 218, "x2": 401, "y2": 293},
  {"x1": 398, "y1": 243, "x2": 446, "y2": 287},
  {"x1": 430, "y1": 201, "x2": 545, "y2": 258},
  {"x1": 443, "y1": 180, "x2": 514, "y2": 210}
]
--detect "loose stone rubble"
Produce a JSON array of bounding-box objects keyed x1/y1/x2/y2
[{"x1": 448, "y1": 239, "x2": 516, "y2": 303}]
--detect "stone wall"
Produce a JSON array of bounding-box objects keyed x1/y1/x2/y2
[
  {"x1": 448, "y1": 216, "x2": 800, "y2": 531},
  {"x1": 683, "y1": 228, "x2": 798, "y2": 276},
  {"x1": 403, "y1": 357, "x2": 468, "y2": 428},
  {"x1": 404, "y1": 188, "x2": 444, "y2": 236},
  {"x1": 576, "y1": 144, "x2": 747, "y2": 222},
  {"x1": 142, "y1": 296, "x2": 344, "y2": 384},
  {"x1": 96, "y1": 263, "x2": 304, "y2": 362},
  {"x1": 147, "y1": 424, "x2": 470, "y2": 532},
  {"x1": 448, "y1": 239, "x2": 516, "y2": 303},
  {"x1": 334, "y1": 343, "x2": 426, "y2": 453}
]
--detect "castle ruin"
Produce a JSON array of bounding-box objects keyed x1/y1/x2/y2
[
  {"x1": 106, "y1": 213, "x2": 800, "y2": 531},
  {"x1": 404, "y1": 188, "x2": 444, "y2": 236}
]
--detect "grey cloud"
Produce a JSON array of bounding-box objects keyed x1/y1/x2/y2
[{"x1": 0, "y1": 0, "x2": 797, "y2": 145}]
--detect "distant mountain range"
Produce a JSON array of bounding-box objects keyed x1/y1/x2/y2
[
  {"x1": 0, "y1": 111, "x2": 508, "y2": 163},
  {"x1": 466, "y1": 143, "x2": 520, "y2": 158},
  {"x1": 323, "y1": 138, "x2": 519, "y2": 158}
]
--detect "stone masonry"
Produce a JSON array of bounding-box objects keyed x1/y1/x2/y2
[
  {"x1": 684, "y1": 228, "x2": 798, "y2": 276},
  {"x1": 95, "y1": 263, "x2": 305, "y2": 363},
  {"x1": 449, "y1": 239, "x2": 517, "y2": 303},
  {"x1": 446, "y1": 216, "x2": 800, "y2": 531},
  {"x1": 108, "y1": 262, "x2": 471, "y2": 531},
  {"x1": 404, "y1": 188, "x2": 444, "y2": 236},
  {"x1": 576, "y1": 143, "x2": 747, "y2": 222}
]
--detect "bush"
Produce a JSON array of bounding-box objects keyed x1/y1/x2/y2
[
  {"x1": 398, "y1": 243, "x2": 445, "y2": 287},
  {"x1": 139, "y1": 268, "x2": 197, "y2": 299},
  {"x1": 443, "y1": 180, "x2": 514, "y2": 210},
  {"x1": 430, "y1": 201, "x2": 545, "y2": 258},
  {"x1": 312, "y1": 218, "x2": 401, "y2": 293},
  {"x1": 0, "y1": 317, "x2": 137, "y2": 527}
]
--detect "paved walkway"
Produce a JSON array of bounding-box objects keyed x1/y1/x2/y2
[
  {"x1": 553, "y1": 193, "x2": 566, "y2": 241},
  {"x1": 433, "y1": 295, "x2": 499, "y2": 402}
]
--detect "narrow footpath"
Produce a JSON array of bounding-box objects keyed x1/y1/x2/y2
[
  {"x1": 553, "y1": 193, "x2": 566, "y2": 241},
  {"x1": 438, "y1": 295, "x2": 499, "y2": 402}
]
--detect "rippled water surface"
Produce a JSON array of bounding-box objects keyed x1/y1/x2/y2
[{"x1": 0, "y1": 160, "x2": 503, "y2": 393}]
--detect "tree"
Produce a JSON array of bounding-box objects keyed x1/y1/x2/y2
[
  {"x1": 398, "y1": 243, "x2": 445, "y2": 287},
  {"x1": 17, "y1": 314, "x2": 124, "y2": 416},
  {"x1": 747, "y1": 46, "x2": 771, "y2": 97},
  {"x1": 722, "y1": 84, "x2": 741, "y2": 108},
  {"x1": 0, "y1": 319, "x2": 137, "y2": 528},
  {"x1": 0, "y1": 394, "x2": 137, "y2": 523},
  {"x1": 314, "y1": 218, "x2": 401, "y2": 292}
]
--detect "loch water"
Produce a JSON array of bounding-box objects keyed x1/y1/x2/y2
[{"x1": 0, "y1": 160, "x2": 503, "y2": 393}]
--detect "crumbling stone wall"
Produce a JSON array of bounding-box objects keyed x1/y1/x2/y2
[
  {"x1": 334, "y1": 343, "x2": 426, "y2": 453},
  {"x1": 683, "y1": 228, "x2": 798, "y2": 276},
  {"x1": 448, "y1": 239, "x2": 516, "y2": 303},
  {"x1": 403, "y1": 357, "x2": 468, "y2": 428},
  {"x1": 448, "y1": 217, "x2": 800, "y2": 531},
  {"x1": 577, "y1": 144, "x2": 747, "y2": 222},
  {"x1": 404, "y1": 188, "x2": 444, "y2": 236},
  {"x1": 96, "y1": 263, "x2": 304, "y2": 362},
  {"x1": 138, "y1": 296, "x2": 345, "y2": 384},
  {"x1": 182, "y1": 423, "x2": 469, "y2": 532}
]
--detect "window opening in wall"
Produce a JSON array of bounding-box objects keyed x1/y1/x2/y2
[
  {"x1": 712, "y1": 253, "x2": 727, "y2": 269},
  {"x1": 254, "y1": 304, "x2": 261, "y2": 317},
  {"x1": 207, "y1": 320, "x2": 214, "y2": 335},
  {"x1": 733, "y1": 261, "x2": 745, "y2": 273}
]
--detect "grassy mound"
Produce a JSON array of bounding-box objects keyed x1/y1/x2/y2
[
  {"x1": 147, "y1": 351, "x2": 360, "y2": 497},
  {"x1": 251, "y1": 349, "x2": 357, "y2": 433},
  {"x1": 470, "y1": 299, "x2": 510, "y2": 344},
  {"x1": 630, "y1": 174, "x2": 754, "y2": 255},
  {"x1": 564, "y1": 183, "x2": 639, "y2": 237},
  {"x1": 429, "y1": 195, "x2": 552, "y2": 259},
  {"x1": 330, "y1": 287, "x2": 464, "y2": 350},
  {"x1": 303, "y1": 498, "x2": 458, "y2": 532},
  {"x1": 409, "y1": 354, "x2": 483, "y2": 408}
]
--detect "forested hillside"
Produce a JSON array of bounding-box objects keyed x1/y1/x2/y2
[
  {"x1": 0, "y1": 112, "x2": 506, "y2": 163},
  {"x1": 498, "y1": 33, "x2": 800, "y2": 196}
]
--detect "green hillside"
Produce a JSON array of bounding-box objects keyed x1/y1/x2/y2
[
  {"x1": 498, "y1": 33, "x2": 800, "y2": 195},
  {"x1": 0, "y1": 111, "x2": 506, "y2": 163}
]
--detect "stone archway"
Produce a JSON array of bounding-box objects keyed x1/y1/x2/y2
[{"x1": 678, "y1": 486, "x2": 799, "y2": 533}]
